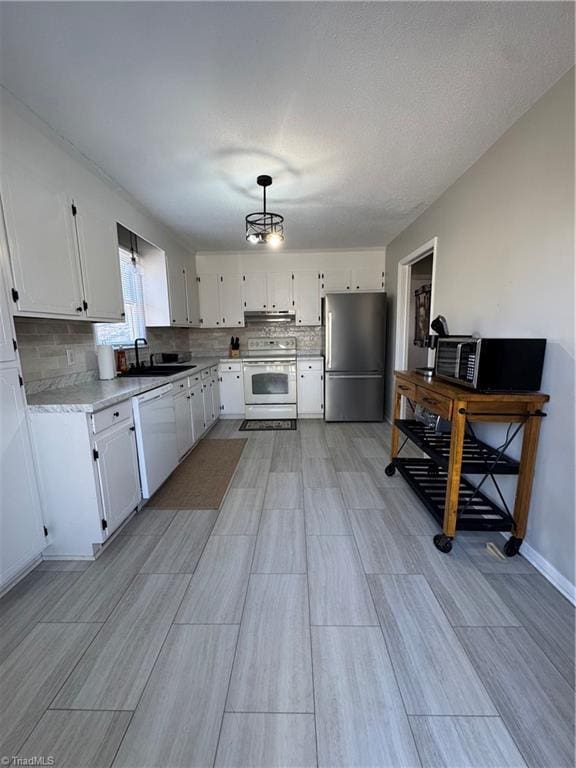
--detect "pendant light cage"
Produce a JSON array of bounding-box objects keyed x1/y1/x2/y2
[{"x1": 245, "y1": 175, "x2": 285, "y2": 245}]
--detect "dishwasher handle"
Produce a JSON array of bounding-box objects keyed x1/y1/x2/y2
[{"x1": 135, "y1": 383, "x2": 174, "y2": 403}]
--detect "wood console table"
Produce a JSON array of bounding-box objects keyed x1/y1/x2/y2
[{"x1": 387, "y1": 370, "x2": 549, "y2": 554}]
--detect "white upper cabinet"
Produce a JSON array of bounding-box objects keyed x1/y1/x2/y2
[
  {"x1": 167, "y1": 252, "x2": 189, "y2": 326},
  {"x1": 242, "y1": 272, "x2": 267, "y2": 310},
  {"x1": 74, "y1": 201, "x2": 124, "y2": 321},
  {"x1": 219, "y1": 274, "x2": 244, "y2": 327},
  {"x1": 351, "y1": 268, "x2": 385, "y2": 291},
  {"x1": 185, "y1": 257, "x2": 200, "y2": 326},
  {"x1": 267, "y1": 272, "x2": 292, "y2": 311},
  {"x1": 1, "y1": 164, "x2": 84, "y2": 317},
  {"x1": 198, "y1": 273, "x2": 244, "y2": 328},
  {"x1": 321, "y1": 269, "x2": 351, "y2": 295},
  {"x1": 293, "y1": 271, "x2": 321, "y2": 326},
  {"x1": 198, "y1": 274, "x2": 221, "y2": 327}
]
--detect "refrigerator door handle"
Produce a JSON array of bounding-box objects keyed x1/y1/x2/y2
[
  {"x1": 327, "y1": 311, "x2": 333, "y2": 369},
  {"x1": 326, "y1": 373, "x2": 383, "y2": 379}
]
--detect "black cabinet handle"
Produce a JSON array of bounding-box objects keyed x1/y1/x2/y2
[{"x1": 113, "y1": 411, "x2": 120, "y2": 418}]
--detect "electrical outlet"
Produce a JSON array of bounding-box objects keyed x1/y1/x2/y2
[{"x1": 66, "y1": 348, "x2": 75, "y2": 366}]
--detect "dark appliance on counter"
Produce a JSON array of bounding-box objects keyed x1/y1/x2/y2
[
  {"x1": 324, "y1": 292, "x2": 387, "y2": 421},
  {"x1": 435, "y1": 337, "x2": 546, "y2": 391}
]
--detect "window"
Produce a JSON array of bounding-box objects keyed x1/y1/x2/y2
[{"x1": 94, "y1": 248, "x2": 146, "y2": 346}]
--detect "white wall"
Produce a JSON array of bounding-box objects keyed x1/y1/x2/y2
[
  {"x1": 0, "y1": 88, "x2": 194, "y2": 273},
  {"x1": 196, "y1": 248, "x2": 386, "y2": 275},
  {"x1": 385, "y1": 69, "x2": 575, "y2": 595}
]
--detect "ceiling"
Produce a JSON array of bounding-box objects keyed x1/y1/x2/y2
[{"x1": 0, "y1": 2, "x2": 573, "y2": 252}]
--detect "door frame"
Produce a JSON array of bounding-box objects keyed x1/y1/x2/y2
[{"x1": 394, "y1": 236, "x2": 438, "y2": 375}]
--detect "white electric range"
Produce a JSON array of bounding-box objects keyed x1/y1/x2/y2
[{"x1": 243, "y1": 338, "x2": 297, "y2": 419}]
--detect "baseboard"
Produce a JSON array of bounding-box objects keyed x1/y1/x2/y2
[{"x1": 500, "y1": 533, "x2": 575, "y2": 605}]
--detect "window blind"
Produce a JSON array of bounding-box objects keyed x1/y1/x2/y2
[{"x1": 94, "y1": 247, "x2": 146, "y2": 346}]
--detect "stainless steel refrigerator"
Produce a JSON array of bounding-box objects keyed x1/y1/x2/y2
[{"x1": 324, "y1": 292, "x2": 387, "y2": 421}]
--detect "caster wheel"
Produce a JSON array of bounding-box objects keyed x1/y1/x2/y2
[
  {"x1": 503, "y1": 536, "x2": 522, "y2": 557},
  {"x1": 384, "y1": 463, "x2": 396, "y2": 477},
  {"x1": 433, "y1": 533, "x2": 453, "y2": 553}
]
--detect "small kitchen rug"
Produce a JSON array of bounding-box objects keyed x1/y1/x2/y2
[
  {"x1": 148, "y1": 438, "x2": 247, "y2": 509},
  {"x1": 239, "y1": 419, "x2": 297, "y2": 431}
]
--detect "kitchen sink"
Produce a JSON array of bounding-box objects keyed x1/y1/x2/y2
[{"x1": 120, "y1": 364, "x2": 197, "y2": 378}]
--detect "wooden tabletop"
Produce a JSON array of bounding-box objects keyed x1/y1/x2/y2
[{"x1": 394, "y1": 370, "x2": 549, "y2": 404}]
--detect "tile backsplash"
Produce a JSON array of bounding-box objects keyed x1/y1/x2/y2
[
  {"x1": 15, "y1": 318, "x2": 190, "y2": 389},
  {"x1": 14, "y1": 317, "x2": 323, "y2": 390},
  {"x1": 188, "y1": 322, "x2": 324, "y2": 356}
]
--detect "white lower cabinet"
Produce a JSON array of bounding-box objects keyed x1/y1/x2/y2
[
  {"x1": 0, "y1": 365, "x2": 47, "y2": 588},
  {"x1": 94, "y1": 419, "x2": 141, "y2": 534},
  {"x1": 297, "y1": 358, "x2": 325, "y2": 417},
  {"x1": 174, "y1": 387, "x2": 194, "y2": 458},
  {"x1": 190, "y1": 383, "x2": 205, "y2": 442},
  {"x1": 210, "y1": 366, "x2": 221, "y2": 419},
  {"x1": 218, "y1": 363, "x2": 245, "y2": 417},
  {"x1": 30, "y1": 401, "x2": 142, "y2": 558}
]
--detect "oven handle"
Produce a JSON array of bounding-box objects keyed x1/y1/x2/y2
[{"x1": 327, "y1": 311, "x2": 333, "y2": 369}]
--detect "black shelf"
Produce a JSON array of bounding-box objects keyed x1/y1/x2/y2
[
  {"x1": 393, "y1": 457, "x2": 514, "y2": 532},
  {"x1": 394, "y1": 419, "x2": 520, "y2": 475}
]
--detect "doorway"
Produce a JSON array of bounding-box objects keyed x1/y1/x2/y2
[{"x1": 394, "y1": 237, "x2": 437, "y2": 375}]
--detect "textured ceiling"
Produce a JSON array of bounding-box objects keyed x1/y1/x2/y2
[{"x1": 0, "y1": 2, "x2": 573, "y2": 251}]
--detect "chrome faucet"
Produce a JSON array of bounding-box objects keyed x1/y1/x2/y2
[{"x1": 134, "y1": 338, "x2": 148, "y2": 369}]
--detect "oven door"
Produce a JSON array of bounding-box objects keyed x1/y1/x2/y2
[{"x1": 243, "y1": 362, "x2": 297, "y2": 404}]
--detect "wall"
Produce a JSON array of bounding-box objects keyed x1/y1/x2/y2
[
  {"x1": 189, "y1": 321, "x2": 322, "y2": 357},
  {"x1": 385, "y1": 69, "x2": 575, "y2": 594},
  {"x1": 15, "y1": 317, "x2": 189, "y2": 390}
]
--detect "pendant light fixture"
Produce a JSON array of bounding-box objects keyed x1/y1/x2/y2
[{"x1": 245, "y1": 175, "x2": 284, "y2": 247}]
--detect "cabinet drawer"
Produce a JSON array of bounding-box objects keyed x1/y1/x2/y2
[
  {"x1": 210, "y1": 365, "x2": 218, "y2": 377},
  {"x1": 219, "y1": 361, "x2": 242, "y2": 373},
  {"x1": 189, "y1": 372, "x2": 202, "y2": 386},
  {"x1": 415, "y1": 387, "x2": 452, "y2": 420},
  {"x1": 297, "y1": 358, "x2": 324, "y2": 372},
  {"x1": 92, "y1": 400, "x2": 132, "y2": 433},
  {"x1": 396, "y1": 379, "x2": 417, "y2": 400},
  {"x1": 201, "y1": 368, "x2": 211, "y2": 380},
  {"x1": 173, "y1": 378, "x2": 188, "y2": 393}
]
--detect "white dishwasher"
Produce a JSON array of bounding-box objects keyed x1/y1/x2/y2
[{"x1": 132, "y1": 383, "x2": 179, "y2": 498}]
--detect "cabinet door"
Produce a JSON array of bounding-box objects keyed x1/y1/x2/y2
[
  {"x1": 167, "y1": 253, "x2": 189, "y2": 326},
  {"x1": 174, "y1": 389, "x2": 194, "y2": 458},
  {"x1": 267, "y1": 272, "x2": 292, "y2": 311},
  {"x1": 321, "y1": 270, "x2": 351, "y2": 296},
  {"x1": 242, "y1": 273, "x2": 267, "y2": 310},
  {"x1": 190, "y1": 384, "x2": 205, "y2": 442},
  {"x1": 211, "y1": 368, "x2": 221, "y2": 418},
  {"x1": 352, "y1": 268, "x2": 384, "y2": 291},
  {"x1": 75, "y1": 202, "x2": 124, "y2": 321},
  {"x1": 0, "y1": 268, "x2": 16, "y2": 363},
  {"x1": 1, "y1": 165, "x2": 84, "y2": 317},
  {"x1": 0, "y1": 366, "x2": 46, "y2": 586},
  {"x1": 95, "y1": 420, "x2": 141, "y2": 535},
  {"x1": 293, "y1": 272, "x2": 321, "y2": 326},
  {"x1": 219, "y1": 274, "x2": 244, "y2": 327},
  {"x1": 202, "y1": 381, "x2": 215, "y2": 428},
  {"x1": 219, "y1": 370, "x2": 245, "y2": 415},
  {"x1": 297, "y1": 371, "x2": 324, "y2": 415},
  {"x1": 198, "y1": 274, "x2": 221, "y2": 327},
  {"x1": 185, "y1": 256, "x2": 200, "y2": 326}
]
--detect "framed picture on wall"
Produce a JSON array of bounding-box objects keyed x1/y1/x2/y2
[{"x1": 414, "y1": 284, "x2": 432, "y2": 347}]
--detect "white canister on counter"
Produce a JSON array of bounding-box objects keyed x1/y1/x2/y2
[{"x1": 97, "y1": 345, "x2": 116, "y2": 380}]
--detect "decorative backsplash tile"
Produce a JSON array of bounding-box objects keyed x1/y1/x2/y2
[{"x1": 15, "y1": 316, "x2": 323, "y2": 390}]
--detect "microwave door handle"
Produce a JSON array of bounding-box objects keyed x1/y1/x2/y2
[{"x1": 455, "y1": 342, "x2": 464, "y2": 377}]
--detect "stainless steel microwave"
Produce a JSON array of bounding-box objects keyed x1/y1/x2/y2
[{"x1": 434, "y1": 337, "x2": 546, "y2": 391}]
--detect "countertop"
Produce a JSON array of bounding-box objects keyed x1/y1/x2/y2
[{"x1": 26, "y1": 357, "x2": 220, "y2": 414}]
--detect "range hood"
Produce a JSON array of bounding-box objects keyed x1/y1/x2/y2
[{"x1": 244, "y1": 310, "x2": 295, "y2": 324}]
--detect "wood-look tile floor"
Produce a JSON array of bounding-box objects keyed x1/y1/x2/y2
[{"x1": 1, "y1": 419, "x2": 574, "y2": 768}]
